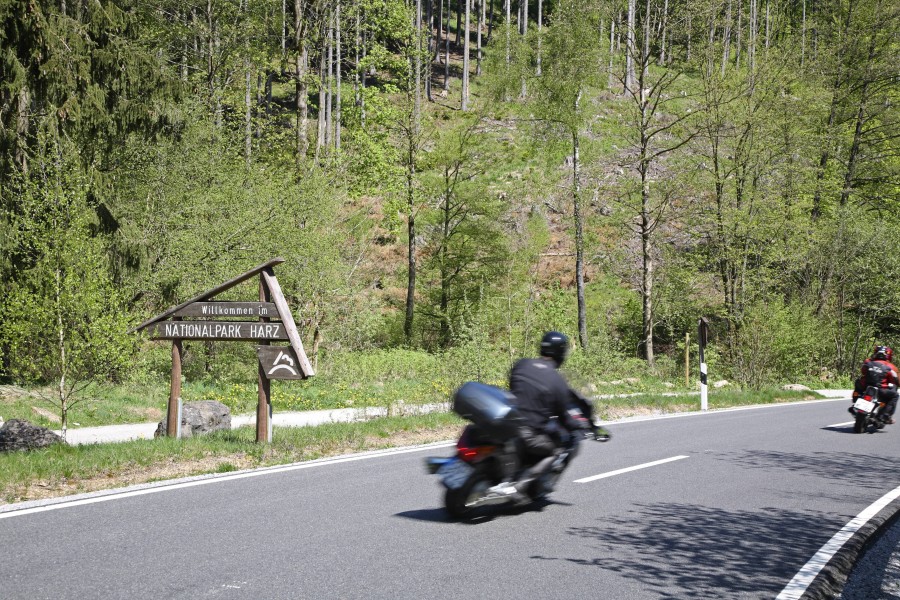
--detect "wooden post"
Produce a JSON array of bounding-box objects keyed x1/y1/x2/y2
[
  {"x1": 699, "y1": 318, "x2": 709, "y2": 411},
  {"x1": 168, "y1": 337, "x2": 183, "y2": 438},
  {"x1": 685, "y1": 332, "x2": 690, "y2": 388},
  {"x1": 257, "y1": 271, "x2": 272, "y2": 442}
]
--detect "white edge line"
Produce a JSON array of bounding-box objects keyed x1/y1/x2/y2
[
  {"x1": 825, "y1": 421, "x2": 855, "y2": 428},
  {"x1": 574, "y1": 455, "x2": 689, "y2": 483},
  {"x1": 595, "y1": 397, "x2": 848, "y2": 427},
  {"x1": 776, "y1": 483, "x2": 900, "y2": 599},
  {"x1": 0, "y1": 441, "x2": 457, "y2": 520}
]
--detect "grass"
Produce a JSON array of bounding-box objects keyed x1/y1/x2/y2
[
  {"x1": 0, "y1": 387, "x2": 834, "y2": 505},
  {"x1": 0, "y1": 411, "x2": 465, "y2": 505}
]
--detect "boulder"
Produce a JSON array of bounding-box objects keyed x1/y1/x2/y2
[
  {"x1": 155, "y1": 400, "x2": 232, "y2": 439},
  {"x1": 782, "y1": 384, "x2": 811, "y2": 392},
  {"x1": 713, "y1": 380, "x2": 731, "y2": 388},
  {"x1": 0, "y1": 419, "x2": 64, "y2": 452}
]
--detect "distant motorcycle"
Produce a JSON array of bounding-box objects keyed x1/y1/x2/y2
[
  {"x1": 850, "y1": 385, "x2": 890, "y2": 434},
  {"x1": 425, "y1": 382, "x2": 608, "y2": 519}
]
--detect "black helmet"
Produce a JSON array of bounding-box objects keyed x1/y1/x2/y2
[
  {"x1": 540, "y1": 331, "x2": 569, "y2": 367},
  {"x1": 873, "y1": 345, "x2": 890, "y2": 361}
]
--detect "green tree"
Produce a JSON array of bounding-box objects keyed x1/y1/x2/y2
[
  {"x1": 526, "y1": 0, "x2": 603, "y2": 350},
  {"x1": 0, "y1": 141, "x2": 134, "y2": 436}
]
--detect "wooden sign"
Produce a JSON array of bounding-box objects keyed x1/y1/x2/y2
[
  {"x1": 133, "y1": 258, "x2": 315, "y2": 444},
  {"x1": 145, "y1": 321, "x2": 289, "y2": 341},
  {"x1": 257, "y1": 346, "x2": 305, "y2": 380},
  {"x1": 173, "y1": 302, "x2": 279, "y2": 318}
]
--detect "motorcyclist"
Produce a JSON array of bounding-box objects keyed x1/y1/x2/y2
[
  {"x1": 851, "y1": 345, "x2": 898, "y2": 424},
  {"x1": 487, "y1": 331, "x2": 591, "y2": 500}
]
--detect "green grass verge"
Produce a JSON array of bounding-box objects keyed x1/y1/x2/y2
[{"x1": 0, "y1": 412, "x2": 464, "y2": 504}]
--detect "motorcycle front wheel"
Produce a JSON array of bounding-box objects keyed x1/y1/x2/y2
[{"x1": 445, "y1": 473, "x2": 491, "y2": 519}]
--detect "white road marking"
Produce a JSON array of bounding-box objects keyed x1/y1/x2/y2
[
  {"x1": 826, "y1": 421, "x2": 854, "y2": 428},
  {"x1": 776, "y1": 483, "x2": 900, "y2": 599},
  {"x1": 0, "y1": 441, "x2": 456, "y2": 521},
  {"x1": 595, "y1": 397, "x2": 848, "y2": 427},
  {"x1": 574, "y1": 455, "x2": 689, "y2": 483}
]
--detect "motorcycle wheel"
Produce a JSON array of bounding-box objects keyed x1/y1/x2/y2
[
  {"x1": 854, "y1": 414, "x2": 867, "y2": 434},
  {"x1": 445, "y1": 473, "x2": 491, "y2": 519}
]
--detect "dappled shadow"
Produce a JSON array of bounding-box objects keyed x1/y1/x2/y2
[
  {"x1": 537, "y1": 502, "x2": 834, "y2": 599},
  {"x1": 714, "y1": 450, "x2": 897, "y2": 493}
]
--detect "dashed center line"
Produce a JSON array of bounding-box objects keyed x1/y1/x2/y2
[{"x1": 574, "y1": 455, "x2": 690, "y2": 483}]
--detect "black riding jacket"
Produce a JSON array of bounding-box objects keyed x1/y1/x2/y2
[{"x1": 508, "y1": 358, "x2": 579, "y2": 431}]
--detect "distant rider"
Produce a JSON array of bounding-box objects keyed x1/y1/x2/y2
[
  {"x1": 851, "y1": 345, "x2": 898, "y2": 425},
  {"x1": 488, "y1": 331, "x2": 591, "y2": 500}
]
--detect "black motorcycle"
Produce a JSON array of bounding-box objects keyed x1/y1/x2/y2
[
  {"x1": 850, "y1": 385, "x2": 890, "y2": 434},
  {"x1": 425, "y1": 381, "x2": 609, "y2": 519}
]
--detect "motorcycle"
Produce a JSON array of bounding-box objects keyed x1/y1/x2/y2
[
  {"x1": 850, "y1": 385, "x2": 890, "y2": 434},
  {"x1": 425, "y1": 381, "x2": 609, "y2": 519}
]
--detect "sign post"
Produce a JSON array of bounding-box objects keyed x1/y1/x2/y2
[
  {"x1": 698, "y1": 317, "x2": 709, "y2": 411},
  {"x1": 133, "y1": 258, "x2": 314, "y2": 443}
]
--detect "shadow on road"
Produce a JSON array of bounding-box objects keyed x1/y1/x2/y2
[
  {"x1": 535, "y1": 502, "x2": 833, "y2": 599},
  {"x1": 716, "y1": 450, "x2": 896, "y2": 492},
  {"x1": 395, "y1": 498, "x2": 571, "y2": 525}
]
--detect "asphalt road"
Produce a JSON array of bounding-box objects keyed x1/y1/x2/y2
[{"x1": 2, "y1": 398, "x2": 898, "y2": 599}]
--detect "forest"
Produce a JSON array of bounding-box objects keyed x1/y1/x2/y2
[{"x1": 1, "y1": 0, "x2": 899, "y2": 425}]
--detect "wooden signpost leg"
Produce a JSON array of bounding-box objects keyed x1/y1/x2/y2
[
  {"x1": 256, "y1": 270, "x2": 272, "y2": 443},
  {"x1": 168, "y1": 338, "x2": 183, "y2": 438},
  {"x1": 257, "y1": 362, "x2": 271, "y2": 443}
]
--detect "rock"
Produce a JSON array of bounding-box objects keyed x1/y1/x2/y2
[
  {"x1": 782, "y1": 384, "x2": 811, "y2": 392},
  {"x1": 0, "y1": 419, "x2": 64, "y2": 452},
  {"x1": 31, "y1": 406, "x2": 61, "y2": 423},
  {"x1": 713, "y1": 380, "x2": 730, "y2": 388},
  {"x1": 155, "y1": 400, "x2": 232, "y2": 439}
]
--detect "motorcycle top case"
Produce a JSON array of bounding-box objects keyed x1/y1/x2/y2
[{"x1": 452, "y1": 381, "x2": 525, "y2": 439}]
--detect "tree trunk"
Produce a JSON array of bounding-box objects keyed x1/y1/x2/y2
[
  {"x1": 404, "y1": 142, "x2": 417, "y2": 343},
  {"x1": 488, "y1": 0, "x2": 495, "y2": 41},
  {"x1": 736, "y1": 0, "x2": 743, "y2": 68},
  {"x1": 326, "y1": 15, "x2": 334, "y2": 149},
  {"x1": 801, "y1": 0, "x2": 806, "y2": 68},
  {"x1": 840, "y1": 38, "x2": 877, "y2": 206},
  {"x1": 722, "y1": 0, "x2": 733, "y2": 76},
  {"x1": 428, "y1": 0, "x2": 435, "y2": 97},
  {"x1": 608, "y1": 18, "x2": 617, "y2": 89},
  {"x1": 55, "y1": 263, "x2": 68, "y2": 440},
  {"x1": 336, "y1": 0, "x2": 342, "y2": 150},
  {"x1": 445, "y1": 0, "x2": 451, "y2": 90},
  {"x1": 295, "y1": 0, "x2": 310, "y2": 160},
  {"x1": 317, "y1": 42, "x2": 327, "y2": 157},
  {"x1": 640, "y1": 159, "x2": 654, "y2": 366},
  {"x1": 462, "y1": 0, "x2": 470, "y2": 109},
  {"x1": 476, "y1": 0, "x2": 484, "y2": 76},
  {"x1": 626, "y1": 0, "x2": 636, "y2": 92},
  {"x1": 573, "y1": 129, "x2": 588, "y2": 350},
  {"x1": 245, "y1": 63, "x2": 252, "y2": 166},
  {"x1": 16, "y1": 86, "x2": 29, "y2": 175},
  {"x1": 658, "y1": 0, "x2": 668, "y2": 65},
  {"x1": 415, "y1": 0, "x2": 422, "y2": 118},
  {"x1": 536, "y1": 0, "x2": 542, "y2": 76}
]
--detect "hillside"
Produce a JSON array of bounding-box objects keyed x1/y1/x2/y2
[{"x1": 1, "y1": 0, "x2": 898, "y2": 400}]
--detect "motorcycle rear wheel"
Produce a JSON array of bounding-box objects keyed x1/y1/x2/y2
[
  {"x1": 445, "y1": 474, "x2": 491, "y2": 519},
  {"x1": 854, "y1": 414, "x2": 867, "y2": 434}
]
